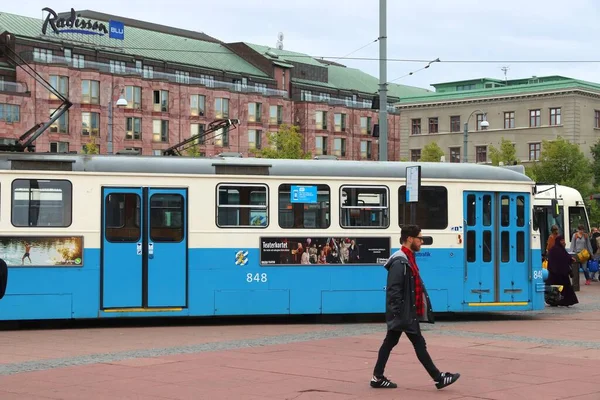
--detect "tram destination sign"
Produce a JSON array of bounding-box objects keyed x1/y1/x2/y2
[
  {"x1": 260, "y1": 236, "x2": 391, "y2": 266},
  {"x1": 41, "y1": 7, "x2": 125, "y2": 40}
]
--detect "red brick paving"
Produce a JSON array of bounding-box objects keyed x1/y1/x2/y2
[{"x1": 0, "y1": 287, "x2": 600, "y2": 399}]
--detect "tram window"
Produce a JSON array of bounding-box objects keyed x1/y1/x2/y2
[
  {"x1": 279, "y1": 184, "x2": 330, "y2": 229},
  {"x1": 466, "y1": 230, "x2": 476, "y2": 262},
  {"x1": 517, "y1": 196, "x2": 525, "y2": 227},
  {"x1": 483, "y1": 195, "x2": 492, "y2": 226},
  {"x1": 466, "y1": 194, "x2": 476, "y2": 226},
  {"x1": 568, "y1": 207, "x2": 589, "y2": 238},
  {"x1": 501, "y1": 196, "x2": 510, "y2": 227},
  {"x1": 217, "y1": 184, "x2": 268, "y2": 228},
  {"x1": 342, "y1": 186, "x2": 388, "y2": 229},
  {"x1": 483, "y1": 230, "x2": 492, "y2": 262},
  {"x1": 11, "y1": 179, "x2": 72, "y2": 227},
  {"x1": 501, "y1": 231, "x2": 510, "y2": 262},
  {"x1": 150, "y1": 194, "x2": 184, "y2": 242},
  {"x1": 105, "y1": 193, "x2": 140, "y2": 242},
  {"x1": 398, "y1": 186, "x2": 447, "y2": 229},
  {"x1": 517, "y1": 231, "x2": 525, "y2": 262}
]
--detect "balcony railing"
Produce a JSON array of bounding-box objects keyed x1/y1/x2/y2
[
  {"x1": 21, "y1": 51, "x2": 289, "y2": 98},
  {"x1": 0, "y1": 80, "x2": 28, "y2": 94},
  {"x1": 295, "y1": 94, "x2": 399, "y2": 114}
]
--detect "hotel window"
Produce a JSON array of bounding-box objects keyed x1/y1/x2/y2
[
  {"x1": 72, "y1": 54, "x2": 84, "y2": 68},
  {"x1": 0, "y1": 104, "x2": 20, "y2": 123},
  {"x1": 254, "y1": 82, "x2": 267, "y2": 94},
  {"x1": 215, "y1": 98, "x2": 229, "y2": 118},
  {"x1": 109, "y1": 60, "x2": 126, "y2": 74},
  {"x1": 190, "y1": 123, "x2": 206, "y2": 144},
  {"x1": 269, "y1": 105, "x2": 283, "y2": 124},
  {"x1": 333, "y1": 138, "x2": 346, "y2": 157},
  {"x1": 450, "y1": 147, "x2": 461, "y2": 163},
  {"x1": 530, "y1": 109, "x2": 541, "y2": 127},
  {"x1": 315, "y1": 137, "x2": 327, "y2": 155},
  {"x1": 550, "y1": 108, "x2": 561, "y2": 125},
  {"x1": 176, "y1": 70, "x2": 190, "y2": 84},
  {"x1": 190, "y1": 95, "x2": 205, "y2": 116},
  {"x1": 49, "y1": 109, "x2": 68, "y2": 133},
  {"x1": 301, "y1": 90, "x2": 312, "y2": 101},
  {"x1": 450, "y1": 116, "x2": 461, "y2": 132},
  {"x1": 49, "y1": 75, "x2": 69, "y2": 99},
  {"x1": 476, "y1": 114, "x2": 484, "y2": 130},
  {"x1": 361, "y1": 116, "x2": 372, "y2": 135},
  {"x1": 334, "y1": 113, "x2": 346, "y2": 132},
  {"x1": 33, "y1": 48, "x2": 53, "y2": 63},
  {"x1": 81, "y1": 80, "x2": 100, "y2": 104},
  {"x1": 214, "y1": 127, "x2": 229, "y2": 147},
  {"x1": 316, "y1": 111, "x2": 327, "y2": 130},
  {"x1": 476, "y1": 146, "x2": 487, "y2": 163},
  {"x1": 411, "y1": 118, "x2": 421, "y2": 135},
  {"x1": 529, "y1": 143, "x2": 541, "y2": 161},
  {"x1": 0, "y1": 76, "x2": 4, "y2": 92},
  {"x1": 135, "y1": 60, "x2": 142, "y2": 74},
  {"x1": 81, "y1": 112, "x2": 99, "y2": 136},
  {"x1": 411, "y1": 149, "x2": 421, "y2": 161},
  {"x1": 596, "y1": 110, "x2": 600, "y2": 128},
  {"x1": 153, "y1": 90, "x2": 169, "y2": 112},
  {"x1": 126, "y1": 117, "x2": 142, "y2": 140},
  {"x1": 360, "y1": 141, "x2": 372, "y2": 159},
  {"x1": 248, "y1": 129, "x2": 262, "y2": 150},
  {"x1": 248, "y1": 103, "x2": 262, "y2": 122},
  {"x1": 125, "y1": 86, "x2": 142, "y2": 109},
  {"x1": 200, "y1": 75, "x2": 214, "y2": 87},
  {"x1": 429, "y1": 117, "x2": 438, "y2": 133},
  {"x1": 143, "y1": 65, "x2": 154, "y2": 79},
  {"x1": 504, "y1": 112, "x2": 515, "y2": 129},
  {"x1": 319, "y1": 93, "x2": 331, "y2": 101},
  {"x1": 49, "y1": 142, "x2": 69, "y2": 153},
  {"x1": 64, "y1": 48, "x2": 72, "y2": 63},
  {"x1": 152, "y1": 120, "x2": 169, "y2": 142}
]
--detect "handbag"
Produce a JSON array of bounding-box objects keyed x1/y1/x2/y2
[
  {"x1": 576, "y1": 248, "x2": 590, "y2": 263},
  {"x1": 588, "y1": 259, "x2": 599, "y2": 273}
]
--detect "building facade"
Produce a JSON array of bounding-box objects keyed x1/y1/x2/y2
[
  {"x1": 396, "y1": 76, "x2": 600, "y2": 163},
  {"x1": 0, "y1": 9, "x2": 428, "y2": 160}
]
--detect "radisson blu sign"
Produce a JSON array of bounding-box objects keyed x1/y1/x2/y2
[{"x1": 41, "y1": 8, "x2": 125, "y2": 40}]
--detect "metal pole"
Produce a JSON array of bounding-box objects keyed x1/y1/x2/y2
[
  {"x1": 107, "y1": 100, "x2": 113, "y2": 155},
  {"x1": 462, "y1": 121, "x2": 468, "y2": 163},
  {"x1": 378, "y1": 0, "x2": 388, "y2": 161}
]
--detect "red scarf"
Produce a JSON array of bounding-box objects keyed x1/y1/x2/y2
[{"x1": 401, "y1": 246, "x2": 425, "y2": 317}]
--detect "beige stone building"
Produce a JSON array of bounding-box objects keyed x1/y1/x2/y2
[{"x1": 396, "y1": 76, "x2": 600, "y2": 164}]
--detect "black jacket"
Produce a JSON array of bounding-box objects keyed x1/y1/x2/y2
[{"x1": 384, "y1": 249, "x2": 434, "y2": 334}]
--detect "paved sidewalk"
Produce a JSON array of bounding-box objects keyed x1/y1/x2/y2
[{"x1": 0, "y1": 284, "x2": 599, "y2": 399}]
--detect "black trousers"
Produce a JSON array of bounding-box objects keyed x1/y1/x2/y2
[{"x1": 373, "y1": 326, "x2": 441, "y2": 380}]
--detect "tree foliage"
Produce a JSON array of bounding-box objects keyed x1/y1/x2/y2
[
  {"x1": 419, "y1": 142, "x2": 444, "y2": 162},
  {"x1": 488, "y1": 138, "x2": 518, "y2": 166},
  {"x1": 255, "y1": 124, "x2": 310, "y2": 159},
  {"x1": 81, "y1": 133, "x2": 100, "y2": 155},
  {"x1": 528, "y1": 136, "x2": 592, "y2": 196}
]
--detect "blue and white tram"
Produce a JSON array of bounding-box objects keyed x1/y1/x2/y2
[{"x1": 0, "y1": 154, "x2": 545, "y2": 321}]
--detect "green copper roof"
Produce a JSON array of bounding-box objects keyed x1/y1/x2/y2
[
  {"x1": 397, "y1": 78, "x2": 600, "y2": 105},
  {"x1": 244, "y1": 43, "x2": 326, "y2": 67},
  {"x1": 0, "y1": 12, "x2": 268, "y2": 77}
]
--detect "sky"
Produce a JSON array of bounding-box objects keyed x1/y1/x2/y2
[{"x1": 3, "y1": 0, "x2": 600, "y2": 92}]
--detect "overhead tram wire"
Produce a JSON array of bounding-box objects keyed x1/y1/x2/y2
[{"x1": 89, "y1": 46, "x2": 600, "y2": 64}]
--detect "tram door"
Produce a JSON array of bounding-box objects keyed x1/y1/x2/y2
[
  {"x1": 101, "y1": 187, "x2": 188, "y2": 309},
  {"x1": 463, "y1": 192, "x2": 530, "y2": 304}
]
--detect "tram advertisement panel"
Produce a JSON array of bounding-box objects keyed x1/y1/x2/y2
[
  {"x1": 0, "y1": 236, "x2": 83, "y2": 267},
  {"x1": 260, "y1": 237, "x2": 390, "y2": 265}
]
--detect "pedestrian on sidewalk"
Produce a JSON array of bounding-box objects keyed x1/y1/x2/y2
[{"x1": 370, "y1": 224, "x2": 460, "y2": 390}]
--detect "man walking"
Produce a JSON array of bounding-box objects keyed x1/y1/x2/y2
[{"x1": 370, "y1": 224, "x2": 460, "y2": 390}]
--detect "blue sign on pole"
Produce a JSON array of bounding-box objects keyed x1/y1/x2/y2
[
  {"x1": 109, "y1": 20, "x2": 125, "y2": 40},
  {"x1": 290, "y1": 185, "x2": 318, "y2": 204}
]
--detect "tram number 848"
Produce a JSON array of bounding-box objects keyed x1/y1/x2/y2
[{"x1": 247, "y1": 273, "x2": 268, "y2": 283}]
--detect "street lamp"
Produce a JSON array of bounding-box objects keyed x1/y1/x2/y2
[
  {"x1": 107, "y1": 89, "x2": 129, "y2": 155},
  {"x1": 463, "y1": 109, "x2": 489, "y2": 163}
]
